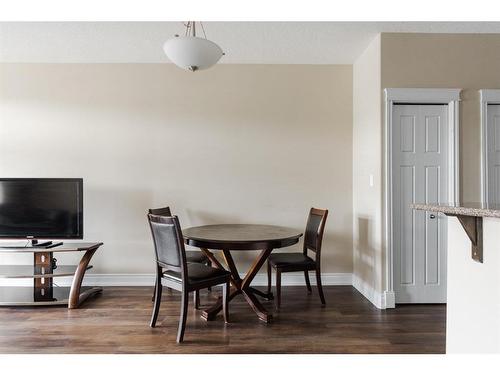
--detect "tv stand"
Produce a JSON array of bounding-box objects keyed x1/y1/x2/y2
[{"x1": 0, "y1": 242, "x2": 103, "y2": 308}]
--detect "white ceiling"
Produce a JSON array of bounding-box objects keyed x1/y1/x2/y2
[{"x1": 1, "y1": 22, "x2": 500, "y2": 64}]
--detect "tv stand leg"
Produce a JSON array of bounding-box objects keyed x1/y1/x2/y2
[
  {"x1": 33, "y1": 252, "x2": 54, "y2": 302},
  {"x1": 68, "y1": 247, "x2": 100, "y2": 309}
]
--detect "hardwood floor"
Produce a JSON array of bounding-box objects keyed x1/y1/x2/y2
[{"x1": 0, "y1": 286, "x2": 445, "y2": 354}]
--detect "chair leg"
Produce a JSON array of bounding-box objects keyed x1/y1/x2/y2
[
  {"x1": 304, "y1": 270, "x2": 312, "y2": 294},
  {"x1": 207, "y1": 259, "x2": 212, "y2": 292},
  {"x1": 276, "y1": 269, "x2": 281, "y2": 310},
  {"x1": 151, "y1": 276, "x2": 158, "y2": 302},
  {"x1": 177, "y1": 288, "x2": 189, "y2": 343},
  {"x1": 267, "y1": 261, "x2": 272, "y2": 295},
  {"x1": 155, "y1": 267, "x2": 171, "y2": 294},
  {"x1": 222, "y1": 280, "x2": 230, "y2": 324},
  {"x1": 150, "y1": 269, "x2": 162, "y2": 327},
  {"x1": 194, "y1": 290, "x2": 200, "y2": 309},
  {"x1": 315, "y1": 268, "x2": 326, "y2": 305}
]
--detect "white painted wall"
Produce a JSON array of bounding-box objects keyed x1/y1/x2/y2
[
  {"x1": 0, "y1": 63, "x2": 353, "y2": 277},
  {"x1": 352, "y1": 35, "x2": 384, "y2": 307},
  {"x1": 446, "y1": 216, "x2": 500, "y2": 353}
]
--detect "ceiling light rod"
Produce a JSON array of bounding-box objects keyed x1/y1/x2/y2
[{"x1": 181, "y1": 21, "x2": 207, "y2": 39}]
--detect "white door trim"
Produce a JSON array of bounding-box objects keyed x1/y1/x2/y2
[
  {"x1": 480, "y1": 89, "x2": 500, "y2": 204},
  {"x1": 383, "y1": 88, "x2": 461, "y2": 308}
]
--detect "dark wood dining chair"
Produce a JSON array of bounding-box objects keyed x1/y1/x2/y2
[
  {"x1": 148, "y1": 214, "x2": 231, "y2": 343},
  {"x1": 149, "y1": 206, "x2": 211, "y2": 308},
  {"x1": 266, "y1": 207, "x2": 328, "y2": 309}
]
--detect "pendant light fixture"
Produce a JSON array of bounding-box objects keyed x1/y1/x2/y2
[{"x1": 163, "y1": 22, "x2": 224, "y2": 72}]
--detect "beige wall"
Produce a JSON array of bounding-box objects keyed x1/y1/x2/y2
[
  {"x1": 352, "y1": 36, "x2": 385, "y2": 305},
  {"x1": 382, "y1": 33, "x2": 500, "y2": 202},
  {"x1": 0, "y1": 63, "x2": 353, "y2": 275}
]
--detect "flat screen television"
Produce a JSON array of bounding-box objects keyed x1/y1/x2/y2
[{"x1": 0, "y1": 178, "x2": 83, "y2": 240}]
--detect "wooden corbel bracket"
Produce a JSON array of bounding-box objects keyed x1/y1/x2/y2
[{"x1": 449, "y1": 214, "x2": 483, "y2": 263}]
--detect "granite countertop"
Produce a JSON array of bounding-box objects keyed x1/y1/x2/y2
[{"x1": 411, "y1": 203, "x2": 500, "y2": 218}]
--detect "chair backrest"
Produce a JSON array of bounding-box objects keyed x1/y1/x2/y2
[
  {"x1": 147, "y1": 214, "x2": 188, "y2": 277},
  {"x1": 148, "y1": 206, "x2": 172, "y2": 216},
  {"x1": 303, "y1": 208, "x2": 328, "y2": 257}
]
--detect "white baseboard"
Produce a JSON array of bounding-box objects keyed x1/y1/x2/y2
[
  {"x1": 352, "y1": 274, "x2": 389, "y2": 309},
  {"x1": 383, "y1": 290, "x2": 396, "y2": 308},
  {"x1": 260, "y1": 272, "x2": 352, "y2": 286},
  {"x1": 0, "y1": 272, "x2": 353, "y2": 287}
]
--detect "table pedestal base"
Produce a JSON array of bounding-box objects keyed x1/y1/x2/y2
[{"x1": 200, "y1": 248, "x2": 274, "y2": 323}]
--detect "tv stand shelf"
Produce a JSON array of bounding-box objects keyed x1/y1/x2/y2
[
  {"x1": 0, "y1": 242, "x2": 103, "y2": 308},
  {"x1": 0, "y1": 265, "x2": 92, "y2": 278},
  {"x1": 0, "y1": 286, "x2": 97, "y2": 306}
]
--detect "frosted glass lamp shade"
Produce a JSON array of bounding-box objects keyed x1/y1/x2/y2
[{"x1": 163, "y1": 36, "x2": 224, "y2": 72}]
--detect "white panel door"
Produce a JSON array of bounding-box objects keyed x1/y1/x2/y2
[
  {"x1": 392, "y1": 104, "x2": 448, "y2": 303},
  {"x1": 486, "y1": 104, "x2": 500, "y2": 206}
]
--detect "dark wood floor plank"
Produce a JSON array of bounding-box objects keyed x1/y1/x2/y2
[{"x1": 0, "y1": 286, "x2": 445, "y2": 354}]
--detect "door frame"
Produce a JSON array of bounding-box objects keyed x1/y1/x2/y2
[
  {"x1": 480, "y1": 89, "x2": 500, "y2": 205},
  {"x1": 383, "y1": 88, "x2": 461, "y2": 308}
]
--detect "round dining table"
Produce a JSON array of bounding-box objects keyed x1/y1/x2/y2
[{"x1": 183, "y1": 224, "x2": 303, "y2": 323}]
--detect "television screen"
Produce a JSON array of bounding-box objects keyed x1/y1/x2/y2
[{"x1": 0, "y1": 178, "x2": 83, "y2": 239}]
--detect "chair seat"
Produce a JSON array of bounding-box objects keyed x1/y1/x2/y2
[
  {"x1": 163, "y1": 263, "x2": 230, "y2": 285},
  {"x1": 186, "y1": 250, "x2": 208, "y2": 264},
  {"x1": 268, "y1": 252, "x2": 316, "y2": 269}
]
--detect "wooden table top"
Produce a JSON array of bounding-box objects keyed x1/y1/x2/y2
[{"x1": 183, "y1": 224, "x2": 303, "y2": 250}]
